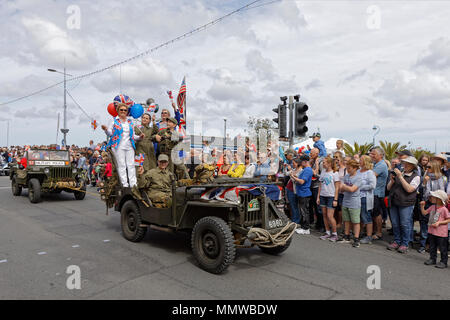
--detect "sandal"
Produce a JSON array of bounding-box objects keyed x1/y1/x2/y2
[{"x1": 372, "y1": 234, "x2": 383, "y2": 240}]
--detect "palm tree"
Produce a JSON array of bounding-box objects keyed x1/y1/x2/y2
[
  {"x1": 379, "y1": 141, "x2": 407, "y2": 161},
  {"x1": 343, "y1": 142, "x2": 374, "y2": 157},
  {"x1": 411, "y1": 148, "x2": 434, "y2": 160}
]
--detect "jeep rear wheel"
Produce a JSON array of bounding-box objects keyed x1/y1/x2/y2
[
  {"x1": 121, "y1": 200, "x2": 147, "y2": 242},
  {"x1": 191, "y1": 216, "x2": 235, "y2": 274},
  {"x1": 28, "y1": 178, "x2": 41, "y2": 203},
  {"x1": 74, "y1": 185, "x2": 86, "y2": 200},
  {"x1": 259, "y1": 238, "x2": 292, "y2": 255},
  {"x1": 12, "y1": 177, "x2": 22, "y2": 196}
]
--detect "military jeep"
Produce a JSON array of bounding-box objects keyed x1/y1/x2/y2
[
  {"x1": 10, "y1": 149, "x2": 86, "y2": 203},
  {"x1": 101, "y1": 151, "x2": 296, "y2": 274}
]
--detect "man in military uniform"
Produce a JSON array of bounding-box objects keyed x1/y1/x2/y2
[
  {"x1": 152, "y1": 117, "x2": 187, "y2": 175},
  {"x1": 134, "y1": 154, "x2": 175, "y2": 208},
  {"x1": 134, "y1": 113, "x2": 157, "y2": 171},
  {"x1": 178, "y1": 153, "x2": 216, "y2": 186}
]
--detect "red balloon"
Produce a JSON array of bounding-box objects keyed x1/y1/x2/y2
[{"x1": 107, "y1": 102, "x2": 117, "y2": 117}]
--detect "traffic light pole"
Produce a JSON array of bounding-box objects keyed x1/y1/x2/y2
[{"x1": 288, "y1": 96, "x2": 294, "y2": 149}]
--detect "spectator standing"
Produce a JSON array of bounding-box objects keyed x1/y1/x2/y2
[
  {"x1": 358, "y1": 155, "x2": 377, "y2": 244},
  {"x1": 317, "y1": 156, "x2": 340, "y2": 242},
  {"x1": 333, "y1": 139, "x2": 346, "y2": 157},
  {"x1": 310, "y1": 133, "x2": 327, "y2": 158},
  {"x1": 286, "y1": 158, "x2": 302, "y2": 225},
  {"x1": 369, "y1": 147, "x2": 388, "y2": 241},
  {"x1": 386, "y1": 156, "x2": 420, "y2": 253},
  {"x1": 254, "y1": 153, "x2": 271, "y2": 182},
  {"x1": 291, "y1": 155, "x2": 313, "y2": 235},
  {"x1": 88, "y1": 140, "x2": 95, "y2": 151},
  {"x1": 334, "y1": 151, "x2": 346, "y2": 233},
  {"x1": 338, "y1": 160, "x2": 362, "y2": 247},
  {"x1": 420, "y1": 190, "x2": 450, "y2": 268},
  {"x1": 310, "y1": 148, "x2": 324, "y2": 232}
]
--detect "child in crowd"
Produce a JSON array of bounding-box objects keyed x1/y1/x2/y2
[
  {"x1": 317, "y1": 156, "x2": 340, "y2": 242},
  {"x1": 420, "y1": 190, "x2": 450, "y2": 268},
  {"x1": 337, "y1": 160, "x2": 362, "y2": 247}
]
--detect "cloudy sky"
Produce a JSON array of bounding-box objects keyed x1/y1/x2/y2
[{"x1": 0, "y1": 0, "x2": 449, "y2": 152}]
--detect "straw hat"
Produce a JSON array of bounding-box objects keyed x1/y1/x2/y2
[
  {"x1": 400, "y1": 156, "x2": 418, "y2": 167},
  {"x1": 432, "y1": 153, "x2": 447, "y2": 163}
]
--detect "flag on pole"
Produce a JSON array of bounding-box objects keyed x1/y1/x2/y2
[
  {"x1": 135, "y1": 153, "x2": 145, "y2": 166},
  {"x1": 91, "y1": 119, "x2": 98, "y2": 130},
  {"x1": 176, "y1": 76, "x2": 186, "y2": 130}
]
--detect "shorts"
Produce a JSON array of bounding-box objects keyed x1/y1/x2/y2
[
  {"x1": 320, "y1": 196, "x2": 335, "y2": 209},
  {"x1": 342, "y1": 207, "x2": 361, "y2": 224},
  {"x1": 360, "y1": 197, "x2": 372, "y2": 224},
  {"x1": 372, "y1": 196, "x2": 385, "y2": 218},
  {"x1": 335, "y1": 193, "x2": 344, "y2": 212}
]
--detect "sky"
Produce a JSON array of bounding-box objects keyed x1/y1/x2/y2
[{"x1": 0, "y1": 0, "x2": 449, "y2": 152}]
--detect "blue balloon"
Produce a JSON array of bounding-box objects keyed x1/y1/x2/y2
[{"x1": 130, "y1": 104, "x2": 144, "y2": 119}]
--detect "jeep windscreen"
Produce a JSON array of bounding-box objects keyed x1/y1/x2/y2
[{"x1": 48, "y1": 151, "x2": 69, "y2": 161}]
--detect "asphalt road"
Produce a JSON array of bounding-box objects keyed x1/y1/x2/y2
[{"x1": 0, "y1": 175, "x2": 449, "y2": 300}]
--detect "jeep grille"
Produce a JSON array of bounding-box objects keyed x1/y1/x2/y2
[
  {"x1": 240, "y1": 192, "x2": 262, "y2": 227},
  {"x1": 50, "y1": 167, "x2": 72, "y2": 179}
]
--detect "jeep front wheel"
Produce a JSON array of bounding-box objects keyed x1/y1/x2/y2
[
  {"x1": 11, "y1": 177, "x2": 22, "y2": 196},
  {"x1": 191, "y1": 216, "x2": 236, "y2": 274},
  {"x1": 28, "y1": 178, "x2": 41, "y2": 203},
  {"x1": 74, "y1": 185, "x2": 86, "y2": 200},
  {"x1": 121, "y1": 200, "x2": 147, "y2": 242}
]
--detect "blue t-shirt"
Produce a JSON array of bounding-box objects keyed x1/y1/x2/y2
[
  {"x1": 295, "y1": 167, "x2": 313, "y2": 197},
  {"x1": 342, "y1": 173, "x2": 362, "y2": 209},
  {"x1": 373, "y1": 160, "x2": 388, "y2": 197}
]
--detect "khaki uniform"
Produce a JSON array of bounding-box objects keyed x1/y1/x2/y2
[
  {"x1": 178, "y1": 163, "x2": 215, "y2": 186},
  {"x1": 152, "y1": 128, "x2": 182, "y2": 173},
  {"x1": 139, "y1": 167, "x2": 175, "y2": 208},
  {"x1": 134, "y1": 124, "x2": 157, "y2": 171}
]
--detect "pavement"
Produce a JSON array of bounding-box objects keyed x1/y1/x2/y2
[{"x1": 0, "y1": 175, "x2": 449, "y2": 300}]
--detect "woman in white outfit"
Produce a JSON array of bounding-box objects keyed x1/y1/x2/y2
[{"x1": 101, "y1": 103, "x2": 143, "y2": 187}]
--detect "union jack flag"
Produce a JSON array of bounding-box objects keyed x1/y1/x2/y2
[
  {"x1": 114, "y1": 94, "x2": 134, "y2": 106},
  {"x1": 135, "y1": 153, "x2": 145, "y2": 166},
  {"x1": 200, "y1": 185, "x2": 282, "y2": 204},
  {"x1": 176, "y1": 76, "x2": 186, "y2": 130},
  {"x1": 91, "y1": 119, "x2": 98, "y2": 130}
]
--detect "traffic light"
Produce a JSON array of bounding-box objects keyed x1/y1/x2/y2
[
  {"x1": 273, "y1": 101, "x2": 287, "y2": 138},
  {"x1": 294, "y1": 101, "x2": 308, "y2": 137}
]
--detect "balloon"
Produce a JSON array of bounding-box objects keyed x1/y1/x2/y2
[
  {"x1": 107, "y1": 102, "x2": 118, "y2": 117},
  {"x1": 146, "y1": 103, "x2": 159, "y2": 114},
  {"x1": 129, "y1": 104, "x2": 144, "y2": 119}
]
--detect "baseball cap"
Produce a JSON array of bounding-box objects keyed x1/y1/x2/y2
[
  {"x1": 309, "y1": 132, "x2": 321, "y2": 138},
  {"x1": 299, "y1": 155, "x2": 310, "y2": 162},
  {"x1": 158, "y1": 154, "x2": 169, "y2": 162},
  {"x1": 396, "y1": 150, "x2": 413, "y2": 157},
  {"x1": 167, "y1": 117, "x2": 178, "y2": 125}
]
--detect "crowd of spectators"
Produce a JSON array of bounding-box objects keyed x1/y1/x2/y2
[{"x1": 2, "y1": 133, "x2": 450, "y2": 267}]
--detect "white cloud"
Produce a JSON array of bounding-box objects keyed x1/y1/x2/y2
[{"x1": 416, "y1": 37, "x2": 450, "y2": 70}]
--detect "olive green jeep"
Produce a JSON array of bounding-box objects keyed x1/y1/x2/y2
[{"x1": 10, "y1": 149, "x2": 86, "y2": 203}]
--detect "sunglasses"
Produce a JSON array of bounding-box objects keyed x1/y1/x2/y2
[{"x1": 119, "y1": 109, "x2": 127, "y2": 112}]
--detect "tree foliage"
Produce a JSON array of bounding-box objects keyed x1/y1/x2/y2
[
  {"x1": 379, "y1": 140, "x2": 407, "y2": 161},
  {"x1": 343, "y1": 142, "x2": 374, "y2": 156}
]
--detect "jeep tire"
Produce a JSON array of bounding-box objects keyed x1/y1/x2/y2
[
  {"x1": 12, "y1": 177, "x2": 22, "y2": 196},
  {"x1": 74, "y1": 185, "x2": 86, "y2": 200},
  {"x1": 259, "y1": 237, "x2": 292, "y2": 255},
  {"x1": 28, "y1": 178, "x2": 41, "y2": 203},
  {"x1": 191, "y1": 216, "x2": 236, "y2": 274},
  {"x1": 121, "y1": 200, "x2": 147, "y2": 242}
]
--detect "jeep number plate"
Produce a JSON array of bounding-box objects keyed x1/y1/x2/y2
[
  {"x1": 34, "y1": 161, "x2": 65, "y2": 166},
  {"x1": 268, "y1": 219, "x2": 283, "y2": 229}
]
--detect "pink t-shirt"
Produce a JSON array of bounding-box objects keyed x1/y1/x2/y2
[{"x1": 426, "y1": 205, "x2": 450, "y2": 237}]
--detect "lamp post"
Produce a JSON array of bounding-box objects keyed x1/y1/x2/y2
[
  {"x1": 48, "y1": 66, "x2": 72, "y2": 147},
  {"x1": 1, "y1": 120, "x2": 10, "y2": 147},
  {"x1": 372, "y1": 125, "x2": 380, "y2": 147}
]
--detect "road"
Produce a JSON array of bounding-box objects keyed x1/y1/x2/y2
[{"x1": 0, "y1": 175, "x2": 448, "y2": 300}]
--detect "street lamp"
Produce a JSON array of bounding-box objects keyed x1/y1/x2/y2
[
  {"x1": 372, "y1": 125, "x2": 380, "y2": 146},
  {"x1": 1, "y1": 120, "x2": 10, "y2": 147},
  {"x1": 48, "y1": 67, "x2": 72, "y2": 147}
]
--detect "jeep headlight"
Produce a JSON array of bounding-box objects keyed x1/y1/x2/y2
[
  {"x1": 72, "y1": 168, "x2": 77, "y2": 174},
  {"x1": 44, "y1": 168, "x2": 50, "y2": 174}
]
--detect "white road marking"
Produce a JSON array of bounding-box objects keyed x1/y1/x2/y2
[
  {"x1": 103, "y1": 239, "x2": 110, "y2": 242},
  {"x1": 0, "y1": 259, "x2": 7, "y2": 263},
  {"x1": 37, "y1": 252, "x2": 47, "y2": 255},
  {"x1": 72, "y1": 245, "x2": 80, "y2": 248}
]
